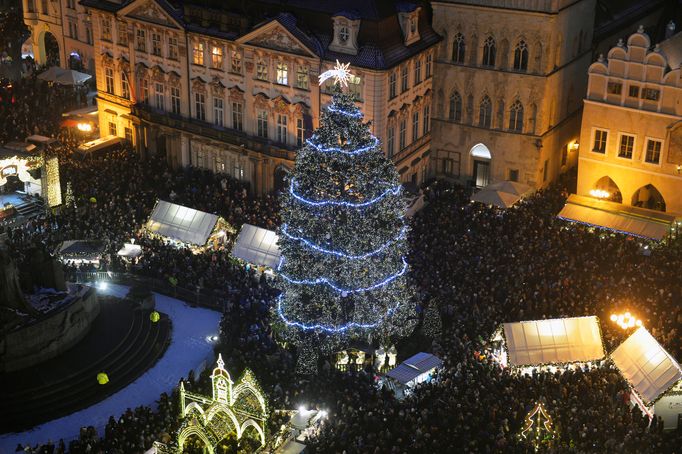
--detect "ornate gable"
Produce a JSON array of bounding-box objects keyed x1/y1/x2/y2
[
  {"x1": 239, "y1": 23, "x2": 316, "y2": 57},
  {"x1": 123, "y1": 0, "x2": 180, "y2": 29}
]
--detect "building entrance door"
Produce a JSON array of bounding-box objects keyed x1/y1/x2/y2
[{"x1": 473, "y1": 160, "x2": 490, "y2": 187}]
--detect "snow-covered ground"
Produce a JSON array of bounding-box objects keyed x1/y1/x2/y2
[{"x1": 0, "y1": 283, "x2": 221, "y2": 452}]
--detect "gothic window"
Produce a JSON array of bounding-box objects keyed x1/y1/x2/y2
[
  {"x1": 452, "y1": 33, "x2": 465, "y2": 63},
  {"x1": 482, "y1": 36, "x2": 496, "y2": 67},
  {"x1": 449, "y1": 91, "x2": 462, "y2": 122},
  {"x1": 513, "y1": 40, "x2": 528, "y2": 71},
  {"x1": 478, "y1": 95, "x2": 492, "y2": 128},
  {"x1": 509, "y1": 100, "x2": 524, "y2": 132}
]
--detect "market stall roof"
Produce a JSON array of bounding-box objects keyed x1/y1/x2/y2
[
  {"x1": 386, "y1": 352, "x2": 443, "y2": 385},
  {"x1": 486, "y1": 180, "x2": 533, "y2": 196},
  {"x1": 502, "y1": 316, "x2": 605, "y2": 367},
  {"x1": 557, "y1": 194, "x2": 678, "y2": 241},
  {"x1": 610, "y1": 327, "x2": 682, "y2": 406},
  {"x1": 26, "y1": 135, "x2": 58, "y2": 145},
  {"x1": 146, "y1": 200, "x2": 219, "y2": 246},
  {"x1": 117, "y1": 243, "x2": 142, "y2": 258},
  {"x1": 231, "y1": 223, "x2": 281, "y2": 268},
  {"x1": 56, "y1": 240, "x2": 106, "y2": 261},
  {"x1": 76, "y1": 135, "x2": 122, "y2": 154},
  {"x1": 54, "y1": 69, "x2": 92, "y2": 85},
  {"x1": 62, "y1": 105, "x2": 98, "y2": 117},
  {"x1": 471, "y1": 188, "x2": 521, "y2": 208},
  {"x1": 37, "y1": 66, "x2": 66, "y2": 82}
]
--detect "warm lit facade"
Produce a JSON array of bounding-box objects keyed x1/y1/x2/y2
[
  {"x1": 22, "y1": 0, "x2": 96, "y2": 72},
  {"x1": 429, "y1": 0, "x2": 595, "y2": 188},
  {"x1": 76, "y1": 0, "x2": 438, "y2": 194},
  {"x1": 577, "y1": 26, "x2": 682, "y2": 213}
]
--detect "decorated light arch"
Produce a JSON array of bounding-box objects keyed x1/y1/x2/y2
[{"x1": 174, "y1": 354, "x2": 268, "y2": 452}]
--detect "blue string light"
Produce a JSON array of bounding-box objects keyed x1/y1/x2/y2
[
  {"x1": 289, "y1": 179, "x2": 402, "y2": 208},
  {"x1": 326, "y1": 104, "x2": 363, "y2": 118},
  {"x1": 306, "y1": 136, "x2": 379, "y2": 155},
  {"x1": 281, "y1": 224, "x2": 407, "y2": 259},
  {"x1": 276, "y1": 294, "x2": 402, "y2": 333},
  {"x1": 278, "y1": 257, "x2": 408, "y2": 293}
]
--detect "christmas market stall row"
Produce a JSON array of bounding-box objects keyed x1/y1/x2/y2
[
  {"x1": 144, "y1": 200, "x2": 235, "y2": 250},
  {"x1": 490, "y1": 315, "x2": 682, "y2": 429}
]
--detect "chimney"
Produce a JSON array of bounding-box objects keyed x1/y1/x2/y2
[{"x1": 666, "y1": 21, "x2": 676, "y2": 39}]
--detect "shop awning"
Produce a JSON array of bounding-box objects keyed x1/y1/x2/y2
[
  {"x1": 610, "y1": 327, "x2": 682, "y2": 406},
  {"x1": 146, "y1": 200, "x2": 219, "y2": 246},
  {"x1": 386, "y1": 352, "x2": 443, "y2": 385},
  {"x1": 558, "y1": 194, "x2": 678, "y2": 241},
  {"x1": 231, "y1": 224, "x2": 281, "y2": 268},
  {"x1": 502, "y1": 316, "x2": 605, "y2": 367}
]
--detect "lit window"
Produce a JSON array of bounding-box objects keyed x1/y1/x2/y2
[
  {"x1": 276, "y1": 62, "x2": 288, "y2": 85},
  {"x1": 101, "y1": 18, "x2": 112, "y2": 41},
  {"x1": 193, "y1": 42, "x2": 204, "y2": 65},
  {"x1": 348, "y1": 74, "x2": 361, "y2": 100},
  {"x1": 211, "y1": 46, "x2": 223, "y2": 69}
]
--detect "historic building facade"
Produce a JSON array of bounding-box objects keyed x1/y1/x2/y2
[
  {"x1": 22, "y1": 0, "x2": 96, "y2": 72},
  {"x1": 66, "y1": 0, "x2": 439, "y2": 194},
  {"x1": 577, "y1": 27, "x2": 682, "y2": 213},
  {"x1": 429, "y1": 0, "x2": 596, "y2": 188}
]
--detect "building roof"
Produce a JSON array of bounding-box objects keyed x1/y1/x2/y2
[
  {"x1": 558, "y1": 195, "x2": 678, "y2": 241},
  {"x1": 83, "y1": 0, "x2": 440, "y2": 70},
  {"x1": 659, "y1": 30, "x2": 682, "y2": 69},
  {"x1": 146, "y1": 200, "x2": 219, "y2": 246},
  {"x1": 386, "y1": 352, "x2": 442, "y2": 385},
  {"x1": 610, "y1": 327, "x2": 682, "y2": 406},
  {"x1": 502, "y1": 316, "x2": 606, "y2": 367},
  {"x1": 231, "y1": 223, "x2": 281, "y2": 268}
]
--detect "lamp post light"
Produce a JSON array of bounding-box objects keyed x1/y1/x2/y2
[{"x1": 610, "y1": 311, "x2": 642, "y2": 330}]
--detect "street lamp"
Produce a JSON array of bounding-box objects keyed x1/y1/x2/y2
[{"x1": 610, "y1": 311, "x2": 642, "y2": 330}]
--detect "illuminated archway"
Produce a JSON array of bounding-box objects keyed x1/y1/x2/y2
[
  {"x1": 470, "y1": 143, "x2": 492, "y2": 187},
  {"x1": 632, "y1": 184, "x2": 666, "y2": 211},
  {"x1": 592, "y1": 176, "x2": 622, "y2": 203},
  {"x1": 178, "y1": 425, "x2": 215, "y2": 454}
]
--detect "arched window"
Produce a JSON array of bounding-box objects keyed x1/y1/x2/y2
[
  {"x1": 452, "y1": 33, "x2": 465, "y2": 63},
  {"x1": 479, "y1": 95, "x2": 492, "y2": 127},
  {"x1": 482, "y1": 36, "x2": 496, "y2": 67},
  {"x1": 513, "y1": 40, "x2": 528, "y2": 71},
  {"x1": 509, "y1": 100, "x2": 524, "y2": 132},
  {"x1": 449, "y1": 91, "x2": 462, "y2": 122}
]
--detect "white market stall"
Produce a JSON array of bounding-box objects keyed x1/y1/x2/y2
[
  {"x1": 231, "y1": 223, "x2": 281, "y2": 269},
  {"x1": 145, "y1": 200, "x2": 231, "y2": 249},
  {"x1": 76, "y1": 135, "x2": 122, "y2": 156},
  {"x1": 117, "y1": 243, "x2": 142, "y2": 261},
  {"x1": 384, "y1": 352, "x2": 443, "y2": 399},
  {"x1": 492, "y1": 316, "x2": 605, "y2": 372},
  {"x1": 56, "y1": 240, "x2": 106, "y2": 265},
  {"x1": 610, "y1": 327, "x2": 682, "y2": 429}
]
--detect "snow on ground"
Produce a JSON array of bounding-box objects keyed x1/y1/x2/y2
[{"x1": 0, "y1": 283, "x2": 221, "y2": 452}]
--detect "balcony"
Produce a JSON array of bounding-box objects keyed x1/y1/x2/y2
[
  {"x1": 131, "y1": 104, "x2": 296, "y2": 162},
  {"x1": 392, "y1": 132, "x2": 431, "y2": 165}
]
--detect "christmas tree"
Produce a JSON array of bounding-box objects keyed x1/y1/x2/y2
[
  {"x1": 276, "y1": 63, "x2": 416, "y2": 372},
  {"x1": 519, "y1": 401, "x2": 556, "y2": 451}
]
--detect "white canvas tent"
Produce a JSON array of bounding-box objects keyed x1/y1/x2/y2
[
  {"x1": 471, "y1": 189, "x2": 521, "y2": 209},
  {"x1": 498, "y1": 316, "x2": 605, "y2": 368},
  {"x1": 486, "y1": 180, "x2": 533, "y2": 196},
  {"x1": 146, "y1": 200, "x2": 219, "y2": 246},
  {"x1": 231, "y1": 223, "x2": 281, "y2": 268},
  {"x1": 610, "y1": 327, "x2": 682, "y2": 407}
]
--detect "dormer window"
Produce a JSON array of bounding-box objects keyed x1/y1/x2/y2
[
  {"x1": 329, "y1": 13, "x2": 360, "y2": 55},
  {"x1": 397, "y1": 4, "x2": 421, "y2": 46},
  {"x1": 339, "y1": 26, "x2": 349, "y2": 43}
]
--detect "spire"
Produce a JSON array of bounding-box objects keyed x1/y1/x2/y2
[{"x1": 216, "y1": 353, "x2": 225, "y2": 370}]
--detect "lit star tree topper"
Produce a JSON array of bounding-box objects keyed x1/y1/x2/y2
[
  {"x1": 276, "y1": 65, "x2": 416, "y2": 373},
  {"x1": 318, "y1": 60, "x2": 352, "y2": 87}
]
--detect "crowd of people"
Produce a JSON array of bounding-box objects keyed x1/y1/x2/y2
[{"x1": 3, "y1": 76, "x2": 682, "y2": 453}]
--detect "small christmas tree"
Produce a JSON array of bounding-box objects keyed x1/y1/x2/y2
[
  {"x1": 421, "y1": 302, "x2": 442, "y2": 339},
  {"x1": 519, "y1": 401, "x2": 556, "y2": 451},
  {"x1": 64, "y1": 181, "x2": 75, "y2": 208},
  {"x1": 276, "y1": 62, "x2": 416, "y2": 371}
]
